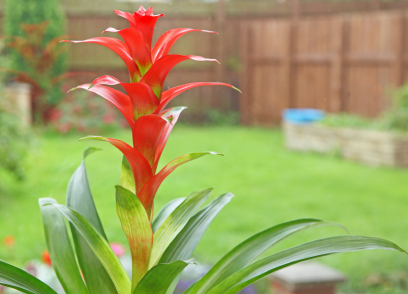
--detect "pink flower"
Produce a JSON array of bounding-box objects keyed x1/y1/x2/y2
[{"x1": 110, "y1": 242, "x2": 125, "y2": 258}]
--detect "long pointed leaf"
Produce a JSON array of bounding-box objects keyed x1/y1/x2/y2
[
  {"x1": 161, "y1": 193, "x2": 233, "y2": 294},
  {"x1": 152, "y1": 198, "x2": 186, "y2": 234},
  {"x1": 160, "y1": 193, "x2": 233, "y2": 264},
  {"x1": 150, "y1": 188, "x2": 212, "y2": 267},
  {"x1": 39, "y1": 198, "x2": 88, "y2": 294},
  {"x1": 207, "y1": 236, "x2": 406, "y2": 294},
  {"x1": 190, "y1": 218, "x2": 340, "y2": 294},
  {"x1": 116, "y1": 185, "x2": 153, "y2": 290},
  {"x1": 182, "y1": 282, "x2": 197, "y2": 294},
  {"x1": 0, "y1": 260, "x2": 57, "y2": 294},
  {"x1": 67, "y1": 148, "x2": 107, "y2": 237},
  {"x1": 191, "y1": 219, "x2": 331, "y2": 294},
  {"x1": 53, "y1": 204, "x2": 131, "y2": 294},
  {"x1": 133, "y1": 260, "x2": 194, "y2": 294},
  {"x1": 67, "y1": 148, "x2": 117, "y2": 294}
]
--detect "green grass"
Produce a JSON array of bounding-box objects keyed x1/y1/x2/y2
[{"x1": 1, "y1": 125, "x2": 408, "y2": 293}]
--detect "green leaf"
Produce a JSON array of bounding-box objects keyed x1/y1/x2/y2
[
  {"x1": 182, "y1": 282, "x2": 197, "y2": 294},
  {"x1": 190, "y1": 219, "x2": 338, "y2": 294},
  {"x1": 152, "y1": 198, "x2": 186, "y2": 234},
  {"x1": 160, "y1": 193, "x2": 232, "y2": 294},
  {"x1": 150, "y1": 188, "x2": 212, "y2": 267},
  {"x1": 66, "y1": 148, "x2": 117, "y2": 294},
  {"x1": 207, "y1": 236, "x2": 406, "y2": 294},
  {"x1": 160, "y1": 193, "x2": 233, "y2": 263},
  {"x1": 0, "y1": 260, "x2": 57, "y2": 294},
  {"x1": 39, "y1": 198, "x2": 88, "y2": 294},
  {"x1": 121, "y1": 155, "x2": 135, "y2": 194},
  {"x1": 115, "y1": 185, "x2": 153, "y2": 290},
  {"x1": 133, "y1": 259, "x2": 195, "y2": 294},
  {"x1": 67, "y1": 147, "x2": 106, "y2": 237},
  {"x1": 53, "y1": 204, "x2": 131, "y2": 294}
]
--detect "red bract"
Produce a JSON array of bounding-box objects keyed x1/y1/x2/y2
[
  {"x1": 103, "y1": 27, "x2": 152, "y2": 76},
  {"x1": 67, "y1": 6, "x2": 239, "y2": 216},
  {"x1": 74, "y1": 76, "x2": 238, "y2": 123},
  {"x1": 63, "y1": 6, "x2": 217, "y2": 84},
  {"x1": 114, "y1": 7, "x2": 163, "y2": 51},
  {"x1": 61, "y1": 37, "x2": 141, "y2": 82}
]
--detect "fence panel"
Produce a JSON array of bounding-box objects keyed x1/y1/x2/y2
[{"x1": 241, "y1": 9, "x2": 408, "y2": 126}]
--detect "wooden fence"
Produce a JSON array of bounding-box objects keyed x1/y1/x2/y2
[
  {"x1": 240, "y1": 9, "x2": 408, "y2": 125},
  {"x1": 3, "y1": 0, "x2": 408, "y2": 124}
]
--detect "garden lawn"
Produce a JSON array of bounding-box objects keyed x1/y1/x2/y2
[{"x1": 1, "y1": 125, "x2": 408, "y2": 293}]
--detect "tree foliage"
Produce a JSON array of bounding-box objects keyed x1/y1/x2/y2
[{"x1": 3, "y1": 0, "x2": 67, "y2": 112}]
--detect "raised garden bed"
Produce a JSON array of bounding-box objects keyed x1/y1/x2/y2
[{"x1": 284, "y1": 121, "x2": 408, "y2": 168}]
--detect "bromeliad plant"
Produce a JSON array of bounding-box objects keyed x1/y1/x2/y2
[{"x1": 0, "y1": 6, "x2": 406, "y2": 294}]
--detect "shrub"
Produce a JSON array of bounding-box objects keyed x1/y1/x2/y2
[
  {"x1": 3, "y1": 0, "x2": 67, "y2": 123},
  {"x1": 0, "y1": 40, "x2": 31, "y2": 180},
  {"x1": 0, "y1": 95, "x2": 31, "y2": 181}
]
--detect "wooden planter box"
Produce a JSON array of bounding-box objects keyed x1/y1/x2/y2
[{"x1": 283, "y1": 122, "x2": 408, "y2": 168}]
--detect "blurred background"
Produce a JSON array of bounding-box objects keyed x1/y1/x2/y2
[{"x1": 1, "y1": 0, "x2": 408, "y2": 293}]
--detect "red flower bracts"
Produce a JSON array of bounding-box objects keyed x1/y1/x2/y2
[{"x1": 67, "y1": 6, "x2": 240, "y2": 217}]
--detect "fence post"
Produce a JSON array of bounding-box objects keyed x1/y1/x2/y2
[
  {"x1": 394, "y1": 13, "x2": 405, "y2": 88},
  {"x1": 288, "y1": 0, "x2": 300, "y2": 109},
  {"x1": 216, "y1": 0, "x2": 226, "y2": 82},
  {"x1": 330, "y1": 17, "x2": 347, "y2": 113},
  {"x1": 239, "y1": 23, "x2": 253, "y2": 125}
]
